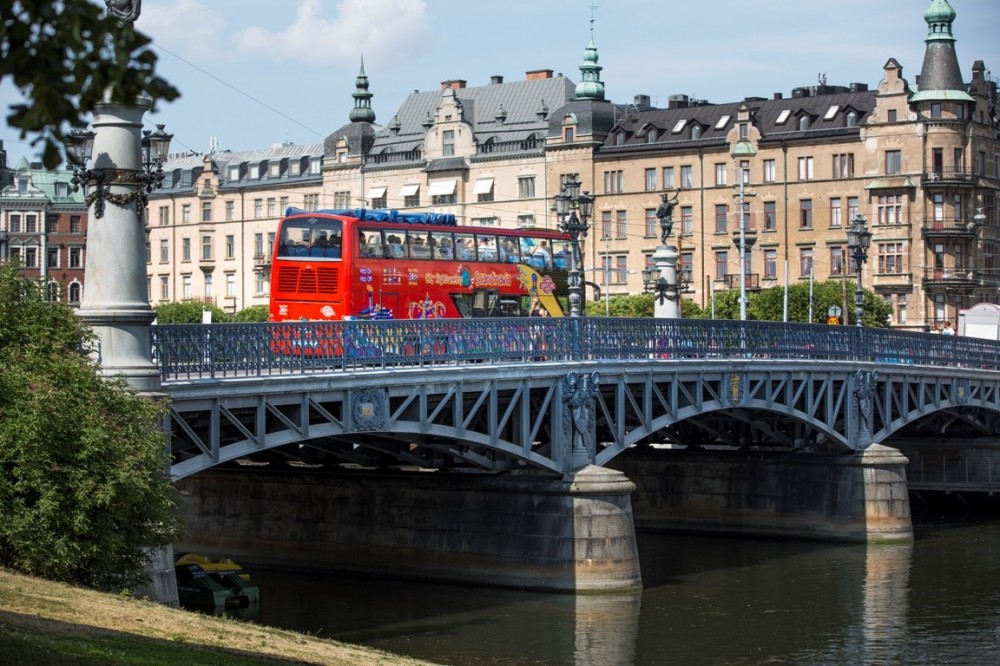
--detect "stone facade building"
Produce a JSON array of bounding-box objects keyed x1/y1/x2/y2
[
  {"x1": 0, "y1": 144, "x2": 88, "y2": 303},
  {"x1": 141, "y1": 0, "x2": 996, "y2": 328}
]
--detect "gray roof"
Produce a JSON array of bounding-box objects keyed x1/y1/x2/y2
[{"x1": 156, "y1": 143, "x2": 325, "y2": 196}]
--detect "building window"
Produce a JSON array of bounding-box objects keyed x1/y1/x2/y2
[
  {"x1": 885, "y1": 150, "x2": 902, "y2": 175},
  {"x1": 645, "y1": 209, "x2": 657, "y2": 237},
  {"x1": 681, "y1": 165, "x2": 693, "y2": 188},
  {"x1": 226, "y1": 273, "x2": 236, "y2": 298},
  {"x1": 645, "y1": 168, "x2": 657, "y2": 191},
  {"x1": 24, "y1": 246, "x2": 38, "y2": 268},
  {"x1": 432, "y1": 192, "x2": 457, "y2": 205},
  {"x1": 267, "y1": 197, "x2": 277, "y2": 217},
  {"x1": 832, "y1": 153, "x2": 854, "y2": 179},
  {"x1": 878, "y1": 242, "x2": 905, "y2": 274},
  {"x1": 159, "y1": 275, "x2": 169, "y2": 300},
  {"x1": 830, "y1": 247, "x2": 845, "y2": 275},
  {"x1": 69, "y1": 246, "x2": 82, "y2": 268},
  {"x1": 288, "y1": 161, "x2": 301, "y2": 177},
  {"x1": 69, "y1": 281, "x2": 81, "y2": 303},
  {"x1": 159, "y1": 239, "x2": 169, "y2": 263},
  {"x1": 334, "y1": 191, "x2": 351, "y2": 208},
  {"x1": 564, "y1": 127, "x2": 574, "y2": 142},
  {"x1": 763, "y1": 159, "x2": 776, "y2": 183},
  {"x1": 715, "y1": 204, "x2": 728, "y2": 233},
  {"x1": 897, "y1": 294, "x2": 907, "y2": 324},
  {"x1": 663, "y1": 166, "x2": 675, "y2": 188},
  {"x1": 877, "y1": 194, "x2": 903, "y2": 225},
  {"x1": 603, "y1": 170, "x2": 623, "y2": 194},
  {"x1": 70, "y1": 215, "x2": 81, "y2": 233},
  {"x1": 280, "y1": 196, "x2": 289, "y2": 212},
  {"x1": 201, "y1": 235, "x2": 213, "y2": 261},
  {"x1": 205, "y1": 273, "x2": 214, "y2": 298},
  {"x1": 181, "y1": 237, "x2": 191, "y2": 262},
  {"x1": 201, "y1": 202, "x2": 211, "y2": 222},
  {"x1": 182, "y1": 274, "x2": 192, "y2": 299},
  {"x1": 681, "y1": 251, "x2": 693, "y2": 286},
  {"x1": 8, "y1": 214, "x2": 20, "y2": 233},
  {"x1": 616, "y1": 210, "x2": 627, "y2": 239},
  {"x1": 797, "y1": 156, "x2": 814, "y2": 180},
  {"x1": 739, "y1": 123, "x2": 749, "y2": 139},
  {"x1": 254, "y1": 233, "x2": 264, "y2": 257},
  {"x1": 800, "y1": 199, "x2": 813, "y2": 228},
  {"x1": 799, "y1": 115, "x2": 810, "y2": 131},
  {"x1": 518, "y1": 176, "x2": 536, "y2": 199},
  {"x1": 715, "y1": 163, "x2": 728, "y2": 186},
  {"x1": 46, "y1": 215, "x2": 58, "y2": 233},
  {"x1": 226, "y1": 234, "x2": 235, "y2": 260},
  {"x1": 269, "y1": 161, "x2": 280, "y2": 178},
  {"x1": 225, "y1": 201, "x2": 235, "y2": 221},
  {"x1": 715, "y1": 251, "x2": 729, "y2": 279},
  {"x1": 931, "y1": 103, "x2": 942, "y2": 119},
  {"x1": 764, "y1": 249, "x2": 777, "y2": 278},
  {"x1": 268, "y1": 232, "x2": 275, "y2": 256},
  {"x1": 249, "y1": 164, "x2": 260, "y2": 179},
  {"x1": 601, "y1": 211, "x2": 612, "y2": 239},
  {"x1": 158, "y1": 206, "x2": 169, "y2": 226},
  {"x1": 254, "y1": 199, "x2": 263, "y2": 218},
  {"x1": 830, "y1": 198, "x2": 842, "y2": 228},
  {"x1": 181, "y1": 205, "x2": 191, "y2": 224},
  {"x1": 517, "y1": 214, "x2": 535, "y2": 227},
  {"x1": 255, "y1": 272, "x2": 266, "y2": 296},
  {"x1": 764, "y1": 201, "x2": 776, "y2": 231},
  {"x1": 800, "y1": 247, "x2": 814, "y2": 276},
  {"x1": 847, "y1": 196, "x2": 859, "y2": 221},
  {"x1": 887, "y1": 109, "x2": 897, "y2": 123},
  {"x1": 681, "y1": 206, "x2": 693, "y2": 235},
  {"x1": 614, "y1": 255, "x2": 628, "y2": 284},
  {"x1": 442, "y1": 129, "x2": 455, "y2": 156}
]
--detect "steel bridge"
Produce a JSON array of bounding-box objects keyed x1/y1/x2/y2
[{"x1": 153, "y1": 318, "x2": 1000, "y2": 482}]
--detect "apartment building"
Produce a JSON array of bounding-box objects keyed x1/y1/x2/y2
[{"x1": 0, "y1": 146, "x2": 88, "y2": 303}]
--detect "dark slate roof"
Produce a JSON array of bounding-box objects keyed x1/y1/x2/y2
[
  {"x1": 155, "y1": 143, "x2": 324, "y2": 196},
  {"x1": 365, "y1": 76, "x2": 577, "y2": 162},
  {"x1": 600, "y1": 90, "x2": 877, "y2": 154},
  {"x1": 324, "y1": 122, "x2": 379, "y2": 158},
  {"x1": 547, "y1": 98, "x2": 619, "y2": 141}
]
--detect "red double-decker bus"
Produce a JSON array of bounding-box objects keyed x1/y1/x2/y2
[{"x1": 269, "y1": 208, "x2": 573, "y2": 321}]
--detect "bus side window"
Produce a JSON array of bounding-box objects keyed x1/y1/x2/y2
[
  {"x1": 328, "y1": 233, "x2": 342, "y2": 259},
  {"x1": 361, "y1": 231, "x2": 384, "y2": 258},
  {"x1": 499, "y1": 238, "x2": 519, "y2": 263},
  {"x1": 432, "y1": 232, "x2": 453, "y2": 259},
  {"x1": 384, "y1": 233, "x2": 404, "y2": 259},
  {"x1": 454, "y1": 233, "x2": 476, "y2": 261}
]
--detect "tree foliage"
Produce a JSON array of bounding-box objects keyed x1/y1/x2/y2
[
  {"x1": 232, "y1": 305, "x2": 270, "y2": 323},
  {"x1": 154, "y1": 301, "x2": 231, "y2": 324},
  {"x1": 1, "y1": 0, "x2": 179, "y2": 168},
  {"x1": 0, "y1": 262, "x2": 181, "y2": 592}
]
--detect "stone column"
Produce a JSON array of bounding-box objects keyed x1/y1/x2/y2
[
  {"x1": 77, "y1": 91, "x2": 160, "y2": 393},
  {"x1": 76, "y1": 90, "x2": 178, "y2": 606},
  {"x1": 653, "y1": 243, "x2": 679, "y2": 319}
]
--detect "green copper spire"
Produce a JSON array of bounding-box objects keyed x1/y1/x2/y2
[
  {"x1": 574, "y1": 15, "x2": 605, "y2": 101},
  {"x1": 923, "y1": 0, "x2": 957, "y2": 42},
  {"x1": 349, "y1": 56, "x2": 376, "y2": 124}
]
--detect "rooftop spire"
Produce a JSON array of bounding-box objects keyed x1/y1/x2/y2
[
  {"x1": 912, "y1": 0, "x2": 973, "y2": 103},
  {"x1": 349, "y1": 56, "x2": 376, "y2": 124},
  {"x1": 574, "y1": 11, "x2": 605, "y2": 101}
]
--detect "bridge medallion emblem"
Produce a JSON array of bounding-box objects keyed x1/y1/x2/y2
[{"x1": 351, "y1": 389, "x2": 388, "y2": 431}]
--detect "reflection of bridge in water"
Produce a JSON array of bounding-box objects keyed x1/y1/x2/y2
[{"x1": 154, "y1": 318, "x2": 1000, "y2": 591}]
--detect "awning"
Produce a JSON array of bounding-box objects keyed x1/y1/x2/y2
[
  {"x1": 399, "y1": 183, "x2": 420, "y2": 197},
  {"x1": 473, "y1": 178, "x2": 495, "y2": 195},
  {"x1": 428, "y1": 179, "x2": 457, "y2": 196},
  {"x1": 865, "y1": 177, "x2": 916, "y2": 190},
  {"x1": 366, "y1": 186, "x2": 387, "y2": 199}
]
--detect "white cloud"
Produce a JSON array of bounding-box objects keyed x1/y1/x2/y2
[
  {"x1": 234, "y1": 0, "x2": 429, "y2": 66},
  {"x1": 138, "y1": 0, "x2": 229, "y2": 59}
]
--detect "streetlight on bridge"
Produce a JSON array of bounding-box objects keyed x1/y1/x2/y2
[
  {"x1": 846, "y1": 214, "x2": 872, "y2": 327},
  {"x1": 554, "y1": 177, "x2": 594, "y2": 318}
]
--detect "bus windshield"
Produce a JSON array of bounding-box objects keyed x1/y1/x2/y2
[{"x1": 277, "y1": 216, "x2": 343, "y2": 259}]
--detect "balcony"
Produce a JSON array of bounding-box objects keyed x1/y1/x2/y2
[
  {"x1": 198, "y1": 254, "x2": 215, "y2": 271},
  {"x1": 922, "y1": 169, "x2": 974, "y2": 186},
  {"x1": 922, "y1": 266, "x2": 977, "y2": 290},
  {"x1": 723, "y1": 273, "x2": 760, "y2": 290},
  {"x1": 921, "y1": 216, "x2": 979, "y2": 238},
  {"x1": 253, "y1": 253, "x2": 272, "y2": 271}
]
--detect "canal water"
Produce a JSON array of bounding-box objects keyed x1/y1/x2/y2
[{"x1": 250, "y1": 508, "x2": 1000, "y2": 665}]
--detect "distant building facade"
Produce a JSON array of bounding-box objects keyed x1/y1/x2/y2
[
  {"x1": 144, "y1": 0, "x2": 996, "y2": 327},
  {"x1": 0, "y1": 144, "x2": 88, "y2": 304}
]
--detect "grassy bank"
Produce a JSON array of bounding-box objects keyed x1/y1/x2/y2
[{"x1": 0, "y1": 568, "x2": 436, "y2": 665}]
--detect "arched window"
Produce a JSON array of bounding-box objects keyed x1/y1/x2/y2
[
  {"x1": 846, "y1": 111, "x2": 858, "y2": 127},
  {"x1": 799, "y1": 115, "x2": 810, "y2": 131},
  {"x1": 616, "y1": 131, "x2": 627, "y2": 146},
  {"x1": 647, "y1": 128, "x2": 658, "y2": 143},
  {"x1": 691, "y1": 125, "x2": 702, "y2": 139},
  {"x1": 46, "y1": 281, "x2": 59, "y2": 302},
  {"x1": 68, "y1": 281, "x2": 81, "y2": 303}
]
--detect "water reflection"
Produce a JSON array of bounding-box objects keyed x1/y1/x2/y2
[{"x1": 250, "y1": 518, "x2": 1000, "y2": 665}]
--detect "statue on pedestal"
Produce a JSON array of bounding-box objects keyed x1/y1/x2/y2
[{"x1": 656, "y1": 189, "x2": 680, "y2": 245}]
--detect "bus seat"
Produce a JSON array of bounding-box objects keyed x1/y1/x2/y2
[
  {"x1": 291, "y1": 245, "x2": 307, "y2": 257},
  {"x1": 326, "y1": 247, "x2": 341, "y2": 258},
  {"x1": 309, "y1": 246, "x2": 325, "y2": 257}
]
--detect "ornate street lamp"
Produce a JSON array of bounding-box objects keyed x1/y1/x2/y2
[
  {"x1": 554, "y1": 177, "x2": 594, "y2": 318},
  {"x1": 846, "y1": 214, "x2": 872, "y2": 327},
  {"x1": 67, "y1": 123, "x2": 173, "y2": 220},
  {"x1": 642, "y1": 266, "x2": 669, "y2": 305}
]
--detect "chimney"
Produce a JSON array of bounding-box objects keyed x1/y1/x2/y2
[
  {"x1": 668, "y1": 94, "x2": 689, "y2": 109},
  {"x1": 773, "y1": 92, "x2": 783, "y2": 100},
  {"x1": 525, "y1": 69, "x2": 554, "y2": 80},
  {"x1": 440, "y1": 79, "x2": 467, "y2": 90},
  {"x1": 490, "y1": 75, "x2": 504, "y2": 85},
  {"x1": 634, "y1": 94, "x2": 651, "y2": 111}
]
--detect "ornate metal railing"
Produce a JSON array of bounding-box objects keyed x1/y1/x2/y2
[{"x1": 151, "y1": 318, "x2": 1000, "y2": 382}]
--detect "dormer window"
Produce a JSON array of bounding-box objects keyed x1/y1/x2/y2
[
  {"x1": 269, "y1": 161, "x2": 280, "y2": 178},
  {"x1": 739, "y1": 123, "x2": 749, "y2": 139},
  {"x1": 847, "y1": 110, "x2": 858, "y2": 127},
  {"x1": 443, "y1": 129, "x2": 455, "y2": 156},
  {"x1": 647, "y1": 128, "x2": 658, "y2": 143},
  {"x1": 691, "y1": 125, "x2": 702, "y2": 139},
  {"x1": 799, "y1": 115, "x2": 810, "y2": 131},
  {"x1": 249, "y1": 164, "x2": 260, "y2": 179},
  {"x1": 616, "y1": 131, "x2": 627, "y2": 146},
  {"x1": 228, "y1": 165, "x2": 240, "y2": 181}
]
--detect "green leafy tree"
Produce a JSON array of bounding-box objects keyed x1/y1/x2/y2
[
  {"x1": 0, "y1": 262, "x2": 181, "y2": 591},
  {"x1": 1, "y1": 0, "x2": 179, "y2": 168},
  {"x1": 154, "y1": 301, "x2": 231, "y2": 324},
  {"x1": 233, "y1": 305, "x2": 270, "y2": 323}
]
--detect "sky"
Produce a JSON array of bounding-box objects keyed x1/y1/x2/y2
[{"x1": 2, "y1": 0, "x2": 999, "y2": 165}]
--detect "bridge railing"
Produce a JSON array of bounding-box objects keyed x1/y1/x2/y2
[{"x1": 151, "y1": 318, "x2": 1000, "y2": 381}]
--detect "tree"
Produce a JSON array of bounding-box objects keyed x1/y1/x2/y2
[
  {"x1": 233, "y1": 305, "x2": 270, "y2": 323},
  {"x1": 0, "y1": 262, "x2": 181, "y2": 591},
  {"x1": 154, "y1": 301, "x2": 231, "y2": 324},
  {"x1": 1, "y1": 0, "x2": 179, "y2": 168}
]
